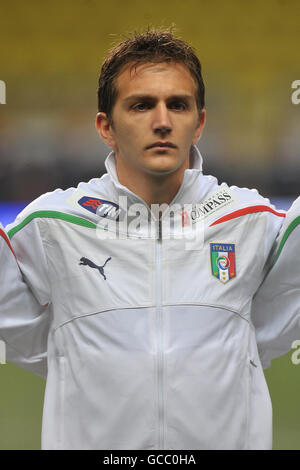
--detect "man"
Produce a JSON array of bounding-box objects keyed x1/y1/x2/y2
[
  {"x1": 0, "y1": 224, "x2": 50, "y2": 375},
  {"x1": 1, "y1": 29, "x2": 300, "y2": 450}
]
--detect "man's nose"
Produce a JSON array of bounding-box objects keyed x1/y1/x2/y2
[{"x1": 152, "y1": 103, "x2": 172, "y2": 134}]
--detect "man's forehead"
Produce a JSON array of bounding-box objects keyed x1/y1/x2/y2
[{"x1": 115, "y1": 61, "x2": 197, "y2": 96}]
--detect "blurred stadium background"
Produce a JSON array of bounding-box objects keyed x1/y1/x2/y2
[{"x1": 0, "y1": 0, "x2": 299, "y2": 449}]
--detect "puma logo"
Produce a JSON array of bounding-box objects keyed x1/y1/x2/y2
[{"x1": 79, "y1": 256, "x2": 112, "y2": 280}]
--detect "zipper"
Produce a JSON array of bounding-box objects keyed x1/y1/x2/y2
[{"x1": 155, "y1": 218, "x2": 164, "y2": 449}]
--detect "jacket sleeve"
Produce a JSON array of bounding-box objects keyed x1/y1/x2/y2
[
  {"x1": 0, "y1": 221, "x2": 51, "y2": 379},
  {"x1": 251, "y1": 197, "x2": 300, "y2": 369}
]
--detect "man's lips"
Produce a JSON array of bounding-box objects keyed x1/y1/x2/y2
[{"x1": 146, "y1": 141, "x2": 177, "y2": 150}]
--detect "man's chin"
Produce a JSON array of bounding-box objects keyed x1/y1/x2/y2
[{"x1": 143, "y1": 163, "x2": 180, "y2": 176}]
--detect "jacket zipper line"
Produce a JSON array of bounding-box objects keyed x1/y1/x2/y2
[{"x1": 156, "y1": 218, "x2": 164, "y2": 449}]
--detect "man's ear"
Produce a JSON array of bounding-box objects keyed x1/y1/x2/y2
[
  {"x1": 95, "y1": 112, "x2": 116, "y2": 148},
  {"x1": 192, "y1": 109, "x2": 206, "y2": 145}
]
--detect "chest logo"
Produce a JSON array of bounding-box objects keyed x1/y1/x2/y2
[
  {"x1": 210, "y1": 243, "x2": 236, "y2": 284},
  {"x1": 79, "y1": 256, "x2": 111, "y2": 280}
]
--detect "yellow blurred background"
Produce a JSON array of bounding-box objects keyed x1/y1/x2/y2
[
  {"x1": 0, "y1": 0, "x2": 300, "y2": 199},
  {"x1": 0, "y1": 0, "x2": 299, "y2": 449}
]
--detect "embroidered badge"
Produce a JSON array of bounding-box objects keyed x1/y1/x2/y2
[{"x1": 210, "y1": 243, "x2": 236, "y2": 283}]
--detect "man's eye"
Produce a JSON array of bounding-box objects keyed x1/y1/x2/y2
[
  {"x1": 170, "y1": 102, "x2": 187, "y2": 110},
  {"x1": 132, "y1": 103, "x2": 151, "y2": 111}
]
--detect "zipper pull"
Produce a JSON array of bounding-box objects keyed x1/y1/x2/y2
[{"x1": 157, "y1": 218, "x2": 162, "y2": 240}]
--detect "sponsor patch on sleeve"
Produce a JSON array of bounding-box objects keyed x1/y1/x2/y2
[
  {"x1": 189, "y1": 188, "x2": 238, "y2": 224},
  {"x1": 66, "y1": 189, "x2": 124, "y2": 221},
  {"x1": 78, "y1": 196, "x2": 123, "y2": 221}
]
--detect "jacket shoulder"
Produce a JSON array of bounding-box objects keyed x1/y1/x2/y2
[
  {"x1": 201, "y1": 173, "x2": 278, "y2": 208},
  {"x1": 228, "y1": 185, "x2": 275, "y2": 207},
  {"x1": 6, "y1": 177, "x2": 106, "y2": 235},
  {"x1": 201, "y1": 177, "x2": 286, "y2": 231},
  {"x1": 17, "y1": 177, "x2": 107, "y2": 216}
]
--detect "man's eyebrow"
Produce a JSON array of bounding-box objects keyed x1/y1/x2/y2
[{"x1": 123, "y1": 93, "x2": 194, "y2": 102}]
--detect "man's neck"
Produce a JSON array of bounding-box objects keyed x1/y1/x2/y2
[{"x1": 115, "y1": 160, "x2": 188, "y2": 207}]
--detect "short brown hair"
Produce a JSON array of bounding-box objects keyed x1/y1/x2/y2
[{"x1": 97, "y1": 28, "x2": 205, "y2": 121}]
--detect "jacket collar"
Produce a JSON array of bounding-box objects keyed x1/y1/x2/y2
[
  {"x1": 104, "y1": 145, "x2": 204, "y2": 207},
  {"x1": 98, "y1": 145, "x2": 214, "y2": 238}
]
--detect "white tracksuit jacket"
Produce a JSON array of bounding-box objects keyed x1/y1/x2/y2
[{"x1": 1, "y1": 145, "x2": 300, "y2": 450}]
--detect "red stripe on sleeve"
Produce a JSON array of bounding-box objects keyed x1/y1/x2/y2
[
  {"x1": 0, "y1": 227, "x2": 18, "y2": 263},
  {"x1": 210, "y1": 205, "x2": 286, "y2": 227}
]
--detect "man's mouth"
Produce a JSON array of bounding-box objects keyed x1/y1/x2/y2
[{"x1": 146, "y1": 141, "x2": 177, "y2": 150}]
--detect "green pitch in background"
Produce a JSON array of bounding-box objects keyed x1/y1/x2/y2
[{"x1": 0, "y1": 353, "x2": 299, "y2": 449}]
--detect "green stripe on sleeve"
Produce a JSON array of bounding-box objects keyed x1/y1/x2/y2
[
  {"x1": 272, "y1": 216, "x2": 300, "y2": 266},
  {"x1": 8, "y1": 210, "x2": 98, "y2": 239}
]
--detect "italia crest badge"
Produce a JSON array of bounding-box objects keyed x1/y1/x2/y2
[{"x1": 210, "y1": 243, "x2": 236, "y2": 283}]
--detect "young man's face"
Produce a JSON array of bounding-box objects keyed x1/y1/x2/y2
[{"x1": 96, "y1": 61, "x2": 205, "y2": 178}]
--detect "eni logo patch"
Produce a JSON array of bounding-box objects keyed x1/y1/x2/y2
[
  {"x1": 210, "y1": 243, "x2": 236, "y2": 284},
  {"x1": 78, "y1": 196, "x2": 124, "y2": 221}
]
